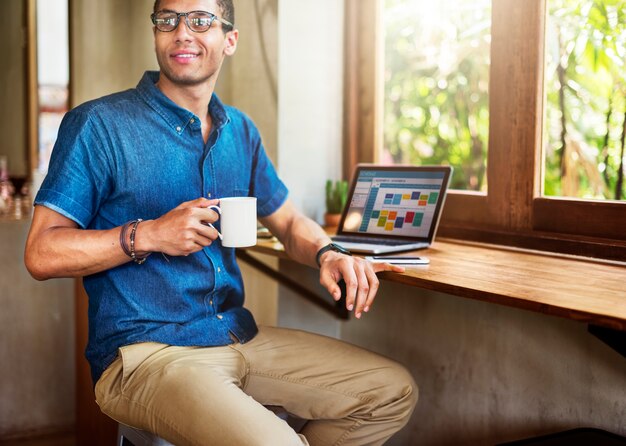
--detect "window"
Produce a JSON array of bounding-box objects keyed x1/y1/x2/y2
[
  {"x1": 383, "y1": 0, "x2": 491, "y2": 191},
  {"x1": 544, "y1": 0, "x2": 626, "y2": 201},
  {"x1": 344, "y1": 0, "x2": 626, "y2": 260},
  {"x1": 36, "y1": 0, "x2": 69, "y2": 174}
]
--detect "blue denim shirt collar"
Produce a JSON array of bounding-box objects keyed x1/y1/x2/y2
[{"x1": 136, "y1": 71, "x2": 230, "y2": 135}]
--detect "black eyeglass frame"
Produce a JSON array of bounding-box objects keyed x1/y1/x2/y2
[{"x1": 151, "y1": 10, "x2": 234, "y2": 33}]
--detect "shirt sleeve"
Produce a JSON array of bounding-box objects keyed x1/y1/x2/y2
[{"x1": 34, "y1": 107, "x2": 113, "y2": 229}]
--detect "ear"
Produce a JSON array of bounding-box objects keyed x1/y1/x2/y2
[{"x1": 223, "y1": 29, "x2": 239, "y2": 57}]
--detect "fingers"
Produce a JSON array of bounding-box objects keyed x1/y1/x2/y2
[
  {"x1": 150, "y1": 199, "x2": 223, "y2": 256},
  {"x1": 320, "y1": 268, "x2": 343, "y2": 301},
  {"x1": 196, "y1": 206, "x2": 221, "y2": 226},
  {"x1": 342, "y1": 266, "x2": 359, "y2": 315},
  {"x1": 177, "y1": 197, "x2": 220, "y2": 210},
  {"x1": 357, "y1": 262, "x2": 404, "y2": 315},
  {"x1": 351, "y1": 265, "x2": 369, "y2": 319},
  {"x1": 174, "y1": 222, "x2": 220, "y2": 255},
  {"x1": 192, "y1": 221, "x2": 221, "y2": 242},
  {"x1": 176, "y1": 204, "x2": 222, "y2": 241},
  {"x1": 362, "y1": 267, "x2": 380, "y2": 315},
  {"x1": 320, "y1": 255, "x2": 386, "y2": 320}
]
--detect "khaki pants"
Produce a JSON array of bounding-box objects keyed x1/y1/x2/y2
[{"x1": 95, "y1": 326, "x2": 417, "y2": 446}]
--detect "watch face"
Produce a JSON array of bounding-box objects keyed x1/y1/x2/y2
[
  {"x1": 316, "y1": 242, "x2": 352, "y2": 267},
  {"x1": 331, "y1": 243, "x2": 351, "y2": 255}
]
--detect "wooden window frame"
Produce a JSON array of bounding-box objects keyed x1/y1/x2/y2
[
  {"x1": 26, "y1": 0, "x2": 38, "y2": 176},
  {"x1": 343, "y1": 0, "x2": 626, "y2": 261}
]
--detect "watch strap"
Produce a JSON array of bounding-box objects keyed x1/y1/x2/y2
[{"x1": 315, "y1": 243, "x2": 352, "y2": 267}]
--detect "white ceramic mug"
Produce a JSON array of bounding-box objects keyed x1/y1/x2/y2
[{"x1": 208, "y1": 197, "x2": 257, "y2": 247}]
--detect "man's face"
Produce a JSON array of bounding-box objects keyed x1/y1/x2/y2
[{"x1": 153, "y1": 0, "x2": 236, "y2": 87}]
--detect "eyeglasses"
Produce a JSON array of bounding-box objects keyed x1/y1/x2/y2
[{"x1": 151, "y1": 10, "x2": 233, "y2": 33}]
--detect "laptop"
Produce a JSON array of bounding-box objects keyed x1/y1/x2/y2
[{"x1": 331, "y1": 164, "x2": 453, "y2": 254}]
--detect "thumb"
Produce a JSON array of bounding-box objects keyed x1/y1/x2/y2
[
  {"x1": 320, "y1": 269, "x2": 343, "y2": 301},
  {"x1": 373, "y1": 262, "x2": 405, "y2": 274}
]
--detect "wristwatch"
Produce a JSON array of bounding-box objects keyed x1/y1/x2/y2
[{"x1": 315, "y1": 242, "x2": 352, "y2": 267}]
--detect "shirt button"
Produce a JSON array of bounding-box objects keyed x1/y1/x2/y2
[
  {"x1": 176, "y1": 126, "x2": 182, "y2": 132},
  {"x1": 216, "y1": 314, "x2": 223, "y2": 320},
  {"x1": 190, "y1": 118, "x2": 195, "y2": 124},
  {"x1": 217, "y1": 267, "x2": 221, "y2": 273},
  {"x1": 209, "y1": 299, "x2": 213, "y2": 305},
  {"x1": 207, "y1": 193, "x2": 212, "y2": 198}
]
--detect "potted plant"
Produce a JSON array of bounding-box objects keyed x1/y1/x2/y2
[{"x1": 324, "y1": 179, "x2": 348, "y2": 227}]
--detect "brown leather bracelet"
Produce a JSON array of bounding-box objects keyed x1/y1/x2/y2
[
  {"x1": 129, "y1": 219, "x2": 148, "y2": 264},
  {"x1": 119, "y1": 220, "x2": 134, "y2": 258}
]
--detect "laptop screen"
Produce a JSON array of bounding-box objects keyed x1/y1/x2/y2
[{"x1": 338, "y1": 165, "x2": 452, "y2": 242}]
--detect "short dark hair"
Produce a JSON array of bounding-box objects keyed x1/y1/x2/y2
[{"x1": 152, "y1": 0, "x2": 235, "y2": 31}]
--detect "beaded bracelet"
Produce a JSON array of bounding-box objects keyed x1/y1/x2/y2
[
  {"x1": 119, "y1": 220, "x2": 134, "y2": 258},
  {"x1": 119, "y1": 219, "x2": 149, "y2": 264},
  {"x1": 129, "y1": 219, "x2": 148, "y2": 264}
]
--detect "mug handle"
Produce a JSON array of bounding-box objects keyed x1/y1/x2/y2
[{"x1": 205, "y1": 205, "x2": 223, "y2": 240}]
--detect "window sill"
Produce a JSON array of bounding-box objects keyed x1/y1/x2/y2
[{"x1": 438, "y1": 223, "x2": 626, "y2": 263}]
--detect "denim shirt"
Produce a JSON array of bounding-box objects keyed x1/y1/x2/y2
[{"x1": 35, "y1": 71, "x2": 289, "y2": 384}]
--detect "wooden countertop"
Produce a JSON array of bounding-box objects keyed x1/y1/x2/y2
[{"x1": 245, "y1": 237, "x2": 626, "y2": 331}]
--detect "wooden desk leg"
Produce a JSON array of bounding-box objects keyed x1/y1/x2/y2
[{"x1": 588, "y1": 324, "x2": 626, "y2": 359}]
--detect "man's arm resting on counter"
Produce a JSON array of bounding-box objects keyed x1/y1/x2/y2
[{"x1": 259, "y1": 199, "x2": 404, "y2": 318}]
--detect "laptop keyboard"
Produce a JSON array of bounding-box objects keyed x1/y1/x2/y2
[{"x1": 332, "y1": 235, "x2": 413, "y2": 246}]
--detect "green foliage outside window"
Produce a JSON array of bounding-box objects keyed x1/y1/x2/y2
[
  {"x1": 384, "y1": 0, "x2": 491, "y2": 191},
  {"x1": 545, "y1": 0, "x2": 626, "y2": 200},
  {"x1": 384, "y1": 0, "x2": 626, "y2": 200}
]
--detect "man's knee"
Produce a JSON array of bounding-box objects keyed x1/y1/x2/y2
[{"x1": 379, "y1": 362, "x2": 418, "y2": 424}]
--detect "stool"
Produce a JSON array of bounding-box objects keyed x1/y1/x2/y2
[
  {"x1": 117, "y1": 406, "x2": 306, "y2": 445},
  {"x1": 118, "y1": 423, "x2": 173, "y2": 446}
]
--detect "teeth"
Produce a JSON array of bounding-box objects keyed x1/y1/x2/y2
[{"x1": 176, "y1": 54, "x2": 197, "y2": 58}]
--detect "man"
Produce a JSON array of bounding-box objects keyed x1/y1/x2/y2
[{"x1": 25, "y1": 0, "x2": 417, "y2": 444}]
